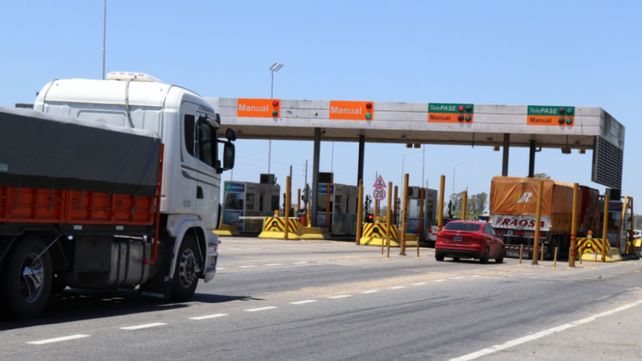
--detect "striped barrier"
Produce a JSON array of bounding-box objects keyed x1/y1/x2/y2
[
  {"x1": 359, "y1": 222, "x2": 410, "y2": 247},
  {"x1": 258, "y1": 216, "x2": 301, "y2": 240},
  {"x1": 578, "y1": 237, "x2": 622, "y2": 262}
]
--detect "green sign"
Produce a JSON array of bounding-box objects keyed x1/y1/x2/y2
[
  {"x1": 428, "y1": 103, "x2": 474, "y2": 113},
  {"x1": 527, "y1": 105, "x2": 575, "y2": 116}
]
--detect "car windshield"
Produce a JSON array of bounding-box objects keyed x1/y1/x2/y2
[{"x1": 444, "y1": 222, "x2": 481, "y2": 232}]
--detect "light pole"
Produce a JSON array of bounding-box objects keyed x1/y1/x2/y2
[
  {"x1": 401, "y1": 151, "x2": 420, "y2": 185},
  {"x1": 101, "y1": 0, "x2": 107, "y2": 79},
  {"x1": 268, "y1": 62, "x2": 284, "y2": 174},
  {"x1": 451, "y1": 163, "x2": 468, "y2": 196}
]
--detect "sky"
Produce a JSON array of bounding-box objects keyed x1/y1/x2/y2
[{"x1": 1, "y1": 1, "x2": 641, "y2": 212}]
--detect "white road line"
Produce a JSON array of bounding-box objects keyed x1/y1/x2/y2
[
  {"x1": 328, "y1": 294, "x2": 352, "y2": 299},
  {"x1": 471, "y1": 275, "x2": 482, "y2": 278},
  {"x1": 290, "y1": 299, "x2": 318, "y2": 305},
  {"x1": 293, "y1": 261, "x2": 308, "y2": 265},
  {"x1": 435, "y1": 279, "x2": 446, "y2": 282},
  {"x1": 217, "y1": 267, "x2": 227, "y2": 270},
  {"x1": 240, "y1": 265, "x2": 256, "y2": 269},
  {"x1": 265, "y1": 263, "x2": 283, "y2": 266},
  {"x1": 449, "y1": 299, "x2": 642, "y2": 361},
  {"x1": 27, "y1": 334, "x2": 90, "y2": 345},
  {"x1": 453, "y1": 276, "x2": 465, "y2": 280},
  {"x1": 245, "y1": 306, "x2": 277, "y2": 312},
  {"x1": 189, "y1": 313, "x2": 228, "y2": 321},
  {"x1": 388, "y1": 286, "x2": 406, "y2": 290},
  {"x1": 362, "y1": 289, "x2": 380, "y2": 294},
  {"x1": 120, "y1": 322, "x2": 167, "y2": 330},
  {"x1": 411, "y1": 282, "x2": 428, "y2": 286}
]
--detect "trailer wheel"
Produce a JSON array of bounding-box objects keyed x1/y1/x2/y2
[
  {"x1": 170, "y1": 233, "x2": 201, "y2": 302},
  {"x1": 2, "y1": 236, "x2": 52, "y2": 319}
]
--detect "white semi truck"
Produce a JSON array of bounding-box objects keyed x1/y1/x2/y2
[{"x1": 0, "y1": 72, "x2": 235, "y2": 318}]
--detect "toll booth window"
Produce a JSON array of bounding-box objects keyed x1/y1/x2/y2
[
  {"x1": 224, "y1": 193, "x2": 243, "y2": 210},
  {"x1": 184, "y1": 114, "x2": 195, "y2": 156},
  {"x1": 246, "y1": 193, "x2": 255, "y2": 210},
  {"x1": 271, "y1": 195, "x2": 279, "y2": 211},
  {"x1": 445, "y1": 222, "x2": 482, "y2": 232}
]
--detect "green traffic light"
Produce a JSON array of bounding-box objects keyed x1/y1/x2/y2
[
  {"x1": 566, "y1": 118, "x2": 573, "y2": 124},
  {"x1": 465, "y1": 106, "x2": 473, "y2": 113},
  {"x1": 465, "y1": 115, "x2": 472, "y2": 121},
  {"x1": 272, "y1": 111, "x2": 279, "y2": 117},
  {"x1": 365, "y1": 112, "x2": 372, "y2": 120}
]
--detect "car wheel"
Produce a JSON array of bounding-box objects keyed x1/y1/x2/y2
[
  {"x1": 2, "y1": 236, "x2": 53, "y2": 319},
  {"x1": 452, "y1": 257, "x2": 460, "y2": 262},
  {"x1": 435, "y1": 253, "x2": 444, "y2": 262},
  {"x1": 495, "y1": 254, "x2": 504, "y2": 264},
  {"x1": 480, "y1": 248, "x2": 489, "y2": 264},
  {"x1": 170, "y1": 233, "x2": 201, "y2": 302}
]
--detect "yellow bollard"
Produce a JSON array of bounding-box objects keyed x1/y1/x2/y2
[
  {"x1": 285, "y1": 176, "x2": 291, "y2": 240},
  {"x1": 393, "y1": 186, "x2": 399, "y2": 225},
  {"x1": 386, "y1": 182, "x2": 393, "y2": 258},
  {"x1": 540, "y1": 243, "x2": 545, "y2": 262},
  {"x1": 519, "y1": 244, "x2": 524, "y2": 264},
  {"x1": 601, "y1": 192, "x2": 610, "y2": 263},
  {"x1": 438, "y1": 175, "x2": 445, "y2": 231},
  {"x1": 325, "y1": 182, "x2": 332, "y2": 231},
  {"x1": 532, "y1": 180, "x2": 543, "y2": 265},
  {"x1": 307, "y1": 200, "x2": 312, "y2": 228},
  {"x1": 400, "y1": 174, "x2": 409, "y2": 256},
  {"x1": 569, "y1": 183, "x2": 579, "y2": 268},
  {"x1": 461, "y1": 190, "x2": 468, "y2": 221},
  {"x1": 375, "y1": 199, "x2": 380, "y2": 223},
  {"x1": 553, "y1": 246, "x2": 558, "y2": 268},
  {"x1": 355, "y1": 180, "x2": 363, "y2": 245}
]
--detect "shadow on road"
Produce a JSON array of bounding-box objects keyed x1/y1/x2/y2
[{"x1": 0, "y1": 289, "x2": 252, "y2": 331}]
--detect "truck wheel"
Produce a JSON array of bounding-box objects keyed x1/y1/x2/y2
[
  {"x1": 2, "y1": 236, "x2": 52, "y2": 319},
  {"x1": 170, "y1": 233, "x2": 201, "y2": 302}
]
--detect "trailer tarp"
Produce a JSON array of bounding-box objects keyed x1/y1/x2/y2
[{"x1": 0, "y1": 107, "x2": 160, "y2": 196}]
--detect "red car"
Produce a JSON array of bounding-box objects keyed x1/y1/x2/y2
[{"x1": 435, "y1": 220, "x2": 504, "y2": 263}]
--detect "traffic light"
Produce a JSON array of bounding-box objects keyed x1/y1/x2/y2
[
  {"x1": 271, "y1": 100, "x2": 280, "y2": 118},
  {"x1": 365, "y1": 195, "x2": 372, "y2": 211},
  {"x1": 365, "y1": 102, "x2": 373, "y2": 120},
  {"x1": 557, "y1": 107, "x2": 573, "y2": 126},
  {"x1": 457, "y1": 104, "x2": 473, "y2": 122}
]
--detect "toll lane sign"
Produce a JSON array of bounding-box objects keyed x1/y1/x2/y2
[
  {"x1": 428, "y1": 103, "x2": 474, "y2": 123},
  {"x1": 527, "y1": 105, "x2": 575, "y2": 126},
  {"x1": 329, "y1": 100, "x2": 374, "y2": 121}
]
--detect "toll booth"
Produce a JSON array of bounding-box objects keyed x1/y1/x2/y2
[
  {"x1": 222, "y1": 174, "x2": 280, "y2": 234},
  {"x1": 405, "y1": 187, "x2": 438, "y2": 238},
  {"x1": 316, "y1": 173, "x2": 358, "y2": 236}
]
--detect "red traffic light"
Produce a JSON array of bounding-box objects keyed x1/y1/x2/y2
[
  {"x1": 365, "y1": 102, "x2": 373, "y2": 109},
  {"x1": 458, "y1": 105, "x2": 465, "y2": 112},
  {"x1": 272, "y1": 100, "x2": 279, "y2": 107}
]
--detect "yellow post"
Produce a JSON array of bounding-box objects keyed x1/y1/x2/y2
[
  {"x1": 417, "y1": 188, "x2": 425, "y2": 258},
  {"x1": 400, "y1": 173, "x2": 409, "y2": 256},
  {"x1": 438, "y1": 175, "x2": 445, "y2": 231},
  {"x1": 325, "y1": 182, "x2": 332, "y2": 230},
  {"x1": 297, "y1": 188, "x2": 301, "y2": 213},
  {"x1": 519, "y1": 244, "x2": 524, "y2": 264},
  {"x1": 601, "y1": 192, "x2": 610, "y2": 262},
  {"x1": 386, "y1": 181, "x2": 392, "y2": 258},
  {"x1": 375, "y1": 199, "x2": 380, "y2": 222},
  {"x1": 569, "y1": 183, "x2": 579, "y2": 268},
  {"x1": 461, "y1": 190, "x2": 468, "y2": 221},
  {"x1": 553, "y1": 246, "x2": 559, "y2": 268},
  {"x1": 307, "y1": 200, "x2": 312, "y2": 228},
  {"x1": 393, "y1": 186, "x2": 399, "y2": 225},
  {"x1": 532, "y1": 180, "x2": 543, "y2": 265},
  {"x1": 355, "y1": 180, "x2": 363, "y2": 245},
  {"x1": 285, "y1": 176, "x2": 291, "y2": 240}
]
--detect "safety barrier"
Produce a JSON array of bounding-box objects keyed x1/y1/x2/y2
[
  {"x1": 577, "y1": 237, "x2": 621, "y2": 262},
  {"x1": 359, "y1": 222, "x2": 417, "y2": 247},
  {"x1": 213, "y1": 224, "x2": 239, "y2": 237},
  {"x1": 258, "y1": 216, "x2": 301, "y2": 240}
]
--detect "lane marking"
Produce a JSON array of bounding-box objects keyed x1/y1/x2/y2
[
  {"x1": 388, "y1": 286, "x2": 406, "y2": 290},
  {"x1": 217, "y1": 267, "x2": 227, "y2": 270},
  {"x1": 328, "y1": 294, "x2": 352, "y2": 299},
  {"x1": 27, "y1": 334, "x2": 90, "y2": 345},
  {"x1": 362, "y1": 289, "x2": 380, "y2": 294},
  {"x1": 245, "y1": 306, "x2": 277, "y2": 312},
  {"x1": 120, "y1": 322, "x2": 167, "y2": 330},
  {"x1": 453, "y1": 276, "x2": 465, "y2": 280},
  {"x1": 411, "y1": 282, "x2": 427, "y2": 286},
  {"x1": 293, "y1": 261, "x2": 308, "y2": 265},
  {"x1": 240, "y1": 265, "x2": 256, "y2": 269},
  {"x1": 435, "y1": 279, "x2": 446, "y2": 282},
  {"x1": 265, "y1": 263, "x2": 283, "y2": 266},
  {"x1": 449, "y1": 299, "x2": 642, "y2": 361},
  {"x1": 290, "y1": 299, "x2": 318, "y2": 305},
  {"x1": 189, "y1": 313, "x2": 228, "y2": 321},
  {"x1": 471, "y1": 275, "x2": 482, "y2": 278}
]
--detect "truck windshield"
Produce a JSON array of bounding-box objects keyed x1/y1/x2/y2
[{"x1": 445, "y1": 222, "x2": 481, "y2": 232}]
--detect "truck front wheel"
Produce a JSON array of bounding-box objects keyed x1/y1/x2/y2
[
  {"x1": 170, "y1": 233, "x2": 201, "y2": 302},
  {"x1": 2, "y1": 236, "x2": 52, "y2": 319}
]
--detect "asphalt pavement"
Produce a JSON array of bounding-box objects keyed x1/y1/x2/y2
[{"x1": 1, "y1": 237, "x2": 641, "y2": 360}]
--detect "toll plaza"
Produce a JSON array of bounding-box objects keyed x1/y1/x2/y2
[{"x1": 315, "y1": 172, "x2": 358, "y2": 237}]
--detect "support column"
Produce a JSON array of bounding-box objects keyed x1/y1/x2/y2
[
  {"x1": 502, "y1": 133, "x2": 510, "y2": 176},
  {"x1": 528, "y1": 140, "x2": 536, "y2": 178},
  {"x1": 357, "y1": 135, "x2": 365, "y2": 185},
  {"x1": 311, "y1": 128, "x2": 321, "y2": 227}
]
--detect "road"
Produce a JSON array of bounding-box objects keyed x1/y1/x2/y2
[{"x1": 1, "y1": 237, "x2": 641, "y2": 360}]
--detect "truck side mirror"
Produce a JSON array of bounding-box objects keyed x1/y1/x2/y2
[
  {"x1": 225, "y1": 128, "x2": 237, "y2": 141},
  {"x1": 223, "y1": 141, "x2": 235, "y2": 170}
]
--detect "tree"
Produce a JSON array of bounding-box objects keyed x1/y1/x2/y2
[
  {"x1": 448, "y1": 192, "x2": 488, "y2": 220},
  {"x1": 533, "y1": 173, "x2": 551, "y2": 179}
]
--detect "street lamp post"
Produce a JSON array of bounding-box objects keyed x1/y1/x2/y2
[
  {"x1": 268, "y1": 62, "x2": 284, "y2": 174},
  {"x1": 401, "y1": 151, "x2": 420, "y2": 186},
  {"x1": 451, "y1": 163, "x2": 468, "y2": 196}
]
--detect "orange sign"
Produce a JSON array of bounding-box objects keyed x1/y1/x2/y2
[
  {"x1": 427, "y1": 113, "x2": 475, "y2": 123},
  {"x1": 329, "y1": 100, "x2": 374, "y2": 121},
  {"x1": 237, "y1": 98, "x2": 280, "y2": 118},
  {"x1": 527, "y1": 115, "x2": 575, "y2": 126}
]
